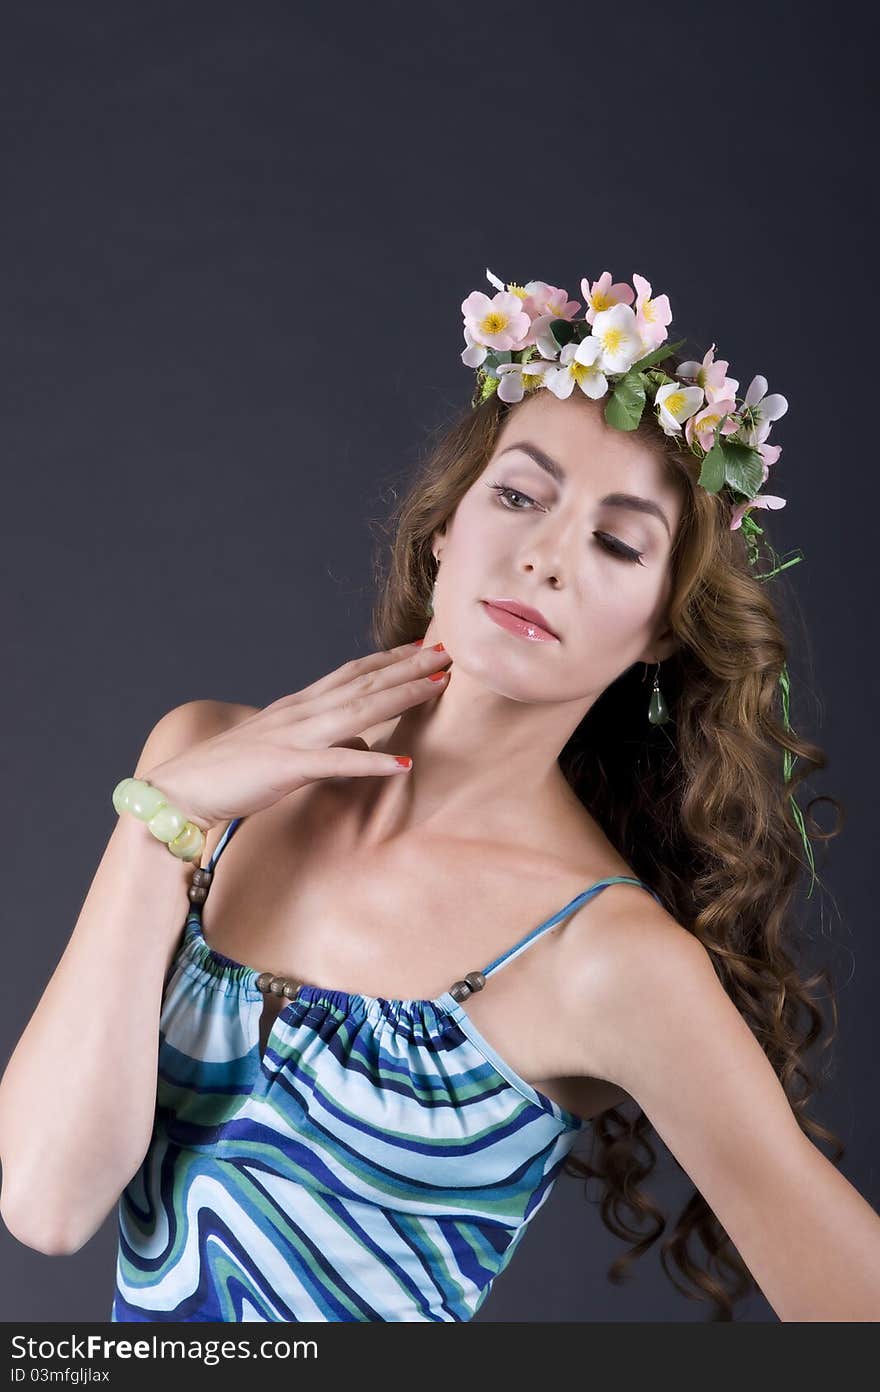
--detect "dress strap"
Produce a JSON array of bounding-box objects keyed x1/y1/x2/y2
[
  {"x1": 207, "y1": 817, "x2": 247, "y2": 871},
  {"x1": 478, "y1": 876, "x2": 663, "y2": 982}
]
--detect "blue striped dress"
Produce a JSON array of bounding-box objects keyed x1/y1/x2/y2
[{"x1": 111, "y1": 817, "x2": 661, "y2": 1322}]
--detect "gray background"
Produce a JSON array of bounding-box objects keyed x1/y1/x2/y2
[{"x1": 1, "y1": 0, "x2": 875, "y2": 1322}]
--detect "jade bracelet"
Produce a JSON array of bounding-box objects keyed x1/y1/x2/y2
[{"x1": 112, "y1": 776, "x2": 206, "y2": 862}]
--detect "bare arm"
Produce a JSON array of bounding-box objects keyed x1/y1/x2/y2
[
  {"x1": 570, "y1": 909, "x2": 880, "y2": 1322},
  {"x1": 0, "y1": 637, "x2": 453, "y2": 1256},
  {"x1": 0, "y1": 699, "x2": 250, "y2": 1255}
]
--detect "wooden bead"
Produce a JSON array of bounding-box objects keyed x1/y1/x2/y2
[
  {"x1": 255, "y1": 970, "x2": 300, "y2": 1000},
  {"x1": 187, "y1": 866, "x2": 213, "y2": 904},
  {"x1": 450, "y1": 971, "x2": 487, "y2": 1002}
]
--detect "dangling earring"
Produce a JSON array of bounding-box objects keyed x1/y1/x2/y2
[{"x1": 647, "y1": 660, "x2": 670, "y2": 725}]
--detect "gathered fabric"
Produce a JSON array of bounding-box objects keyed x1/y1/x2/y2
[{"x1": 111, "y1": 816, "x2": 660, "y2": 1322}]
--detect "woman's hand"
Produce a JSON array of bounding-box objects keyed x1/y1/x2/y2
[{"x1": 140, "y1": 640, "x2": 452, "y2": 832}]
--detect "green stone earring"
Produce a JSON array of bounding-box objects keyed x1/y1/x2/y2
[{"x1": 648, "y1": 661, "x2": 671, "y2": 725}]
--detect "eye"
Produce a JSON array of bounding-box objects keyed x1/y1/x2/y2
[
  {"x1": 485, "y1": 482, "x2": 535, "y2": 510},
  {"x1": 485, "y1": 482, "x2": 645, "y2": 566},
  {"x1": 593, "y1": 532, "x2": 645, "y2": 565}
]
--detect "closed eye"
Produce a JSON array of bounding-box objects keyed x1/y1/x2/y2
[{"x1": 484, "y1": 481, "x2": 645, "y2": 566}]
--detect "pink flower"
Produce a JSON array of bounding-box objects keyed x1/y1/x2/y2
[
  {"x1": 757, "y1": 441, "x2": 782, "y2": 481},
  {"x1": 730, "y1": 494, "x2": 787, "y2": 531},
  {"x1": 461, "y1": 289, "x2": 531, "y2": 352},
  {"x1": 521, "y1": 281, "x2": 581, "y2": 325},
  {"x1": 632, "y1": 273, "x2": 672, "y2": 351},
  {"x1": 520, "y1": 281, "x2": 582, "y2": 352},
  {"x1": 676, "y1": 343, "x2": 739, "y2": 403},
  {"x1": 685, "y1": 398, "x2": 740, "y2": 452},
  {"x1": 580, "y1": 271, "x2": 634, "y2": 326}
]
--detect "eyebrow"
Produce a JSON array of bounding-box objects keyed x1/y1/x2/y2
[{"x1": 497, "y1": 440, "x2": 672, "y2": 539}]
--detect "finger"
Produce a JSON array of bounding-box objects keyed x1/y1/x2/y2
[
  {"x1": 302, "y1": 666, "x2": 451, "y2": 748},
  {"x1": 267, "y1": 640, "x2": 426, "y2": 711},
  {"x1": 283, "y1": 746, "x2": 414, "y2": 780}
]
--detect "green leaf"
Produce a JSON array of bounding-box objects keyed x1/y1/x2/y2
[
  {"x1": 699, "y1": 436, "x2": 764, "y2": 496},
  {"x1": 721, "y1": 440, "x2": 765, "y2": 497},
  {"x1": 631, "y1": 338, "x2": 687, "y2": 372},
  {"x1": 645, "y1": 369, "x2": 677, "y2": 388},
  {"x1": 548, "y1": 318, "x2": 576, "y2": 350},
  {"x1": 604, "y1": 371, "x2": 647, "y2": 431},
  {"x1": 698, "y1": 442, "x2": 727, "y2": 493},
  {"x1": 482, "y1": 349, "x2": 512, "y2": 374}
]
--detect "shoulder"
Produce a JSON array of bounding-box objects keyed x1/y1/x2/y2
[
  {"x1": 134, "y1": 699, "x2": 260, "y2": 776},
  {"x1": 555, "y1": 879, "x2": 713, "y2": 1089}
]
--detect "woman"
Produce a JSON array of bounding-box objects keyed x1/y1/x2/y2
[{"x1": 1, "y1": 268, "x2": 878, "y2": 1322}]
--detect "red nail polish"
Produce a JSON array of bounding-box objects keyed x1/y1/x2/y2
[
  {"x1": 432, "y1": 642, "x2": 445, "y2": 651},
  {"x1": 412, "y1": 638, "x2": 424, "y2": 647},
  {"x1": 427, "y1": 671, "x2": 447, "y2": 682},
  {"x1": 395, "y1": 755, "x2": 413, "y2": 768}
]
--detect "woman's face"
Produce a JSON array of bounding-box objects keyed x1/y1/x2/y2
[{"x1": 431, "y1": 390, "x2": 685, "y2": 707}]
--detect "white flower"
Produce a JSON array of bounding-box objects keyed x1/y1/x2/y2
[
  {"x1": 494, "y1": 359, "x2": 558, "y2": 403},
  {"x1": 461, "y1": 327, "x2": 488, "y2": 369},
  {"x1": 654, "y1": 382, "x2": 705, "y2": 435},
  {"x1": 544, "y1": 338, "x2": 609, "y2": 400},
  {"x1": 740, "y1": 375, "x2": 789, "y2": 446},
  {"x1": 589, "y1": 302, "x2": 645, "y2": 375}
]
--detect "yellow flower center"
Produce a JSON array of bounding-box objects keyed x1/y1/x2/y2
[
  {"x1": 507, "y1": 283, "x2": 528, "y2": 300},
  {"x1": 480, "y1": 311, "x2": 509, "y2": 335},
  {"x1": 571, "y1": 360, "x2": 596, "y2": 384},
  {"x1": 641, "y1": 298, "x2": 656, "y2": 322},
  {"x1": 599, "y1": 326, "x2": 625, "y2": 355},
  {"x1": 592, "y1": 290, "x2": 611, "y2": 311},
  {"x1": 663, "y1": 391, "x2": 686, "y2": 415}
]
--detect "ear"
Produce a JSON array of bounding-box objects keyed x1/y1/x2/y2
[{"x1": 639, "y1": 624, "x2": 680, "y2": 665}]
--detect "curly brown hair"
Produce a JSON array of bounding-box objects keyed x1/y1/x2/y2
[{"x1": 366, "y1": 382, "x2": 845, "y2": 1321}]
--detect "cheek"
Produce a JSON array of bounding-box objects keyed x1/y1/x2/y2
[
  {"x1": 573, "y1": 577, "x2": 663, "y2": 654},
  {"x1": 442, "y1": 510, "x2": 504, "y2": 579}
]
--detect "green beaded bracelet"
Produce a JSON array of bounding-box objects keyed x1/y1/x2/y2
[{"x1": 112, "y1": 776, "x2": 206, "y2": 862}]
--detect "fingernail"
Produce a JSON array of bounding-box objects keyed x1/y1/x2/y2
[
  {"x1": 412, "y1": 638, "x2": 424, "y2": 647},
  {"x1": 427, "y1": 671, "x2": 447, "y2": 682},
  {"x1": 431, "y1": 642, "x2": 445, "y2": 651},
  {"x1": 394, "y1": 755, "x2": 413, "y2": 768}
]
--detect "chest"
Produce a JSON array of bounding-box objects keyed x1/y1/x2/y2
[{"x1": 192, "y1": 788, "x2": 632, "y2": 1122}]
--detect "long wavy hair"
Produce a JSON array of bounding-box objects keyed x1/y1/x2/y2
[{"x1": 367, "y1": 381, "x2": 845, "y2": 1321}]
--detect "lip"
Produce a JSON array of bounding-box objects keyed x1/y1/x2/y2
[{"x1": 480, "y1": 599, "x2": 560, "y2": 642}]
